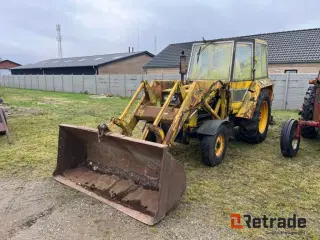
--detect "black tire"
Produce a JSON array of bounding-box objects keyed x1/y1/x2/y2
[
  {"x1": 300, "y1": 86, "x2": 318, "y2": 138},
  {"x1": 0, "y1": 108, "x2": 7, "y2": 135},
  {"x1": 280, "y1": 119, "x2": 300, "y2": 157},
  {"x1": 238, "y1": 89, "x2": 271, "y2": 143},
  {"x1": 200, "y1": 125, "x2": 228, "y2": 167}
]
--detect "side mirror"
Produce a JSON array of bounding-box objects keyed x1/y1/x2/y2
[{"x1": 179, "y1": 51, "x2": 187, "y2": 75}]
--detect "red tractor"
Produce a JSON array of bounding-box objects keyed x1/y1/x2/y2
[{"x1": 280, "y1": 71, "x2": 320, "y2": 157}]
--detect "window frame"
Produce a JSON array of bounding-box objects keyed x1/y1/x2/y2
[
  {"x1": 186, "y1": 41, "x2": 235, "y2": 82},
  {"x1": 232, "y1": 41, "x2": 254, "y2": 82},
  {"x1": 254, "y1": 40, "x2": 268, "y2": 79}
]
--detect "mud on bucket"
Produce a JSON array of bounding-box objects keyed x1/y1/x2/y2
[{"x1": 53, "y1": 124, "x2": 186, "y2": 225}]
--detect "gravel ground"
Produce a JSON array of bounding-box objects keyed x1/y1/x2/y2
[{"x1": 0, "y1": 178, "x2": 223, "y2": 240}]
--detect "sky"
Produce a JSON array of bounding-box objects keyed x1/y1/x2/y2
[{"x1": 1, "y1": 0, "x2": 319, "y2": 65}]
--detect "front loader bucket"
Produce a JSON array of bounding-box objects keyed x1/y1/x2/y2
[{"x1": 53, "y1": 124, "x2": 186, "y2": 225}]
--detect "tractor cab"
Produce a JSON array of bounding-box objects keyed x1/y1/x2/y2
[
  {"x1": 187, "y1": 39, "x2": 268, "y2": 82},
  {"x1": 186, "y1": 39, "x2": 269, "y2": 112}
]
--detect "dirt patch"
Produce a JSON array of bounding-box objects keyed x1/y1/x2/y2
[
  {"x1": 4, "y1": 96, "x2": 33, "y2": 102},
  {"x1": 37, "y1": 97, "x2": 71, "y2": 105},
  {"x1": 20, "y1": 207, "x2": 55, "y2": 228},
  {"x1": 8, "y1": 206, "x2": 55, "y2": 239},
  {"x1": 89, "y1": 94, "x2": 120, "y2": 99},
  {"x1": 1, "y1": 106, "x2": 45, "y2": 116},
  {"x1": 0, "y1": 178, "x2": 222, "y2": 240}
]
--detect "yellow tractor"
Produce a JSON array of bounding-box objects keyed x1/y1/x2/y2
[{"x1": 53, "y1": 38, "x2": 274, "y2": 225}]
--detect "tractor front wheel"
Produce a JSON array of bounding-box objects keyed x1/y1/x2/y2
[
  {"x1": 200, "y1": 125, "x2": 228, "y2": 167},
  {"x1": 280, "y1": 119, "x2": 300, "y2": 157}
]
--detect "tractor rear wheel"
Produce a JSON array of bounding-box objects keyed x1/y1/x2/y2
[
  {"x1": 200, "y1": 125, "x2": 228, "y2": 167},
  {"x1": 280, "y1": 119, "x2": 300, "y2": 157},
  {"x1": 238, "y1": 89, "x2": 271, "y2": 143},
  {"x1": 300, "y1": 86, "x2": 318, "y2": 138}
]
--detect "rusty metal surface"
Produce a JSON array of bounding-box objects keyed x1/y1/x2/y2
[
  {"x1": 53, "y1": 124, "x2": 186, "y2": 225},
  {"x1": 63, "y1": 167, "x2": 159, "y2": 215},
  {"x1": 145, "y1": 124, "x2": 165, "y2": 143},
  {"x1": 150, "y1": 80, "x2": 177, "y2": 99},
  {"x1": 0, "y1": 107, "x2": 12, "y2": 144},
  {"x1": 115, "y1": 78, "x2": 226, "y2": 146},
  {"x1": 235, "y1": 78, "x2": 273, "y2": 119},
  {"x1": 110, "y1": 117, "x2": 133, "y2": 136},
  {"x1": 135, "y1": 105, "x2": 180, "y2": 123}
]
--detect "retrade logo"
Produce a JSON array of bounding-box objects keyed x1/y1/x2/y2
[
  {"x1": 230, "y1": 214, "x2": 306, "y2": 229},
  {"x1": 230, "y1": 214, "x2": 244, "y2": 229}
]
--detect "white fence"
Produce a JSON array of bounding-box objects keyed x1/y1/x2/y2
[
  {"x1": 270, "y1": 73, "x2": 317, "y2": 110},
  {"x1": 0, "y1": 73, "x2": 317, "y2": 110},
  {"x1": 0, "y1": 74, "x2": 179, "y2": 97}
]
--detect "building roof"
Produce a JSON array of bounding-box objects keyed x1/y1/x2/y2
[
  {"x1": 144, "y1": 28, "x2": 320, "y2": 69},
  {"x1": 12, "y1": 51, "x2": 154, "y2": 70},
  {"x1": 0, "y1": 59, "x2": 21, "y2": 67}
]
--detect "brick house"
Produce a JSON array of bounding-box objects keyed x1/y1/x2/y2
[
  {"x1": 11, "y1": 51, "x2": 154, "y2": 75},
  {"x1": 0, "y1": 60, "x2": 21, "y2": 75},
  {"x1": 143, "y1": 28, "x2": 320, "y2": 74}
]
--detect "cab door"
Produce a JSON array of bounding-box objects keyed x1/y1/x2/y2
[{"x1": 230, "y1": 41, "x2": 254, "y2": 113}]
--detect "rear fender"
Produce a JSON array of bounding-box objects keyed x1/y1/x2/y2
[
  {"x1": 196, "y1": 120, "x2": 232, "y2": 136},
  {"x1": 236, "y1": 78, "x2": 273, "y2": 119}
]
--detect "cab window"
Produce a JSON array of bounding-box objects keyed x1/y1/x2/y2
[
  {"x1": 188, "y1": 42, "x2": 233, "y2": 81},
  {"x1": 255, "y1": 43, "x2": 268, "y2": 78},
  {"x1": 233, "y1": 42, "x2": 253, "y2": 81}
]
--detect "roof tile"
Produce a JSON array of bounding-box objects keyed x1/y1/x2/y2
[{"x1": 144, "y1": 28, "x2": 320, "y2": 68}]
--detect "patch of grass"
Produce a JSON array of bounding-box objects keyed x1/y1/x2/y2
[
  {"x1": 0, "y1": 87, "x2": 319, "y2": 239},
  {"x1": 150, "y1": 227, "x2": 158, "y2": 234},
  {"x1": 0, "y1": 87, "x2": 129, "y2": 178}
]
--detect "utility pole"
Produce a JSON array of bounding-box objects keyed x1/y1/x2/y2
[
  {"x1": 138, "y1": 28, "x2": 140, "y2": 51},
  {"x1": 56, "y1": 24, "x2": 63, "y2": 58}
]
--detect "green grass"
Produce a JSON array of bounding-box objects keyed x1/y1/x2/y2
[
  {"x1": 0, "y1": 88, "x2": 130, "y2": 177},
  {"x1": 0, "y1": 87, "x2": 319, "y2": 239}
]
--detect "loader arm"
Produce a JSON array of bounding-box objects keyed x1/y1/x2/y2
[
  {"x1": 111, "y1": 79, "x2": 225, "y2": 146},
  {"x1": 110, "y1": 81, "x2": 159, "y2": 136},
  {"x1": 163, "y1": 81, "x2": 202, "y2": 145}
]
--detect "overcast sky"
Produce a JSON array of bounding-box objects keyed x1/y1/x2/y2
[{"x1": 1, "y1": 0, "x2": 319, "y2": 64}]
